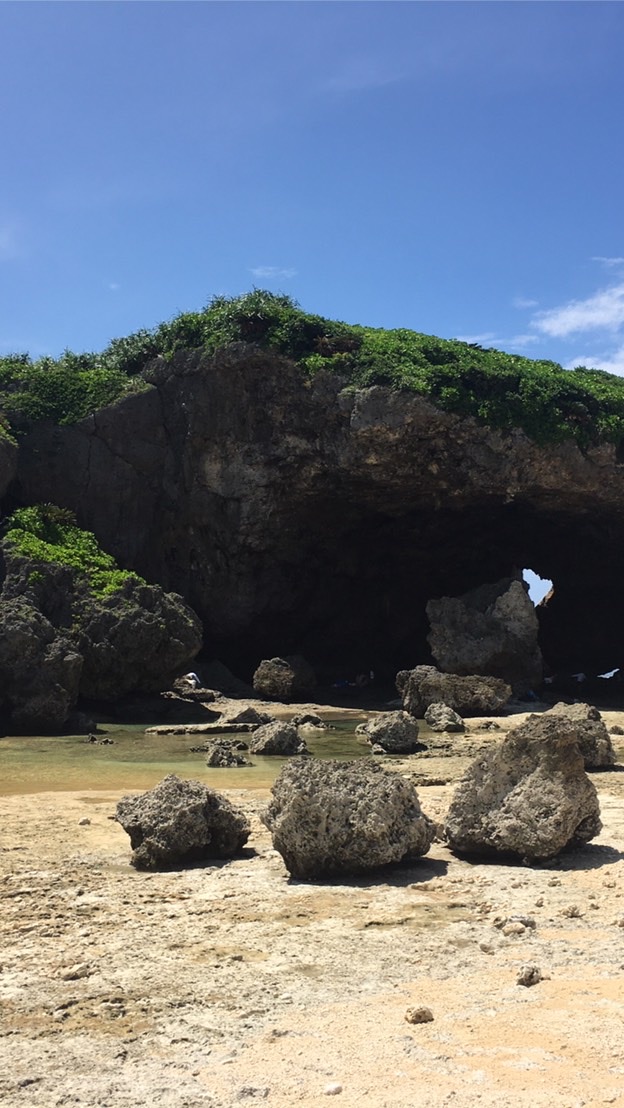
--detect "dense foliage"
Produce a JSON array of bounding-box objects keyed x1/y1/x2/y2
[
  {"x1": 3, "y1": 504, "x2": 144, "y2": 596},
  {"x1": 2, "y1": 289, "x2": 624, "y2": 448}
]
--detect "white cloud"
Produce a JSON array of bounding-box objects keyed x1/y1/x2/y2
[
  {"x1": 512, "y1": 296, "x2": 539, "y2": 310},
  {"x1": 592, "y1": 256, "x2": 624, "y2": 269},
  {"x1": 507, "y1": 333, "x2": 540, "y2": 348},
  {"x1": 108, "y1": 282, "x2": 120, "y2": 292},
  {"x1": 566, "y1": 344, "x2": 624, "y2": 377},
  {"x1": 249, "y1": 266, "x2": 297, "y2": 279},
  {"x1": 455, "y1": 331, "x2": 497, "y2": 346},
  {"x1": 533, "y1": 282, "x2": 624, "y2": 338}
]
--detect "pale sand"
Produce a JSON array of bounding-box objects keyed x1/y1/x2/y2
[{"x1": 2, "y1": 710, "x2": 624, "y2": 1107}]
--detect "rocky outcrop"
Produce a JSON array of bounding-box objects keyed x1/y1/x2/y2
[
  {"x1": 426, "y1": 576, "x2": 542, "y2": 694},
  {"x1": 423, "y1": 702, "x2": 465, "y2": 733},
  {"x1": 546, "y1": 702, "x2": 616, "y2": 769},
  {"x1": 0, "y1": 539, "x2": 202, "y2": 732},
  {"x1": 0, "y1": 599, "x2": 82, "y2": 733},
  {"x1": 252, "y1": 656, "x2": 316, "y2": 701},
  {"x1": 359, "y1": 711, "x2": 421, "y2": 754},
  {"x1": 397, "y1": 666, "x2": 511, "y2": 719},
  {"x1": 248, "y1": 720, "x2": 308, "y2": 756},
  {"x1": 11, "y1": 344, "x2": 624, "y2": 681},
  {"x1": 444, "y1": 714, "x2": 602, "y2": 861},
  {"x1": 0, "y1": 433, "x2": 17, "y2": 500},
  {"x1": 262, "y1": 759, "x2": 435, "y2": 879},
  {"x1": 116, "y1": 774, "x2": 250, "y2": 869}
]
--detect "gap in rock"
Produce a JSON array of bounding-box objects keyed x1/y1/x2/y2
[{"x1": 523, "y1": 568, "x2": 553, "y2": 606}]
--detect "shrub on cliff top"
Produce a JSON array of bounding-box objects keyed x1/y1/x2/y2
[
  {"x1": 3, "y1": 504, "x2": 144, "y2": 597},
  {"x1": 3, "y1": 290, "x2": 624, "y2": 449}
]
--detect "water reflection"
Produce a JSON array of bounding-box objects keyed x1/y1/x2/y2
[{"x1": 0, "y1": 720, "x2": 371, "y2": 796}]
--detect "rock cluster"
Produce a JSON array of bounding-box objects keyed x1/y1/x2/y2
[
  {"x1": 262, "y1": 759, "x2": 435, "y2": 879},
  {"x1": 115, "y1": 774, "x2": 250, "y2": 869},
  {"x1": 0, "y1": 543, "x2": 202, "y2": 733},
  {"x1": 444, "y1": 713, "x2": 602, "y2": 861},
  {"x1": 397, "y1": 666, "x2": 511, "y2": 719}
]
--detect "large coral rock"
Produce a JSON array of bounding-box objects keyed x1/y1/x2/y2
[
  {"x1": 252, "y1": 655, "x2": 316, "y2": 701},
  {"x1": 427, "y1": 576, "x2": 542, "y2": 694},
  {"x1": 444, "y1": 714, "x2": 601, "y2": 861},
  {"x1": 0, "y1": 599, "x2": 82, "y2": 733},
  {"x1": 116, "y1": 774, "x2": 250, "y2": 869},
  {"x1": 0, "y1": 533, "x2": 202, "y2": 730},
  {"x1": 360, "y1": 711, "x2": 421, "y2": 754},
  {"x1": 262, "y1": 759, "x2": 435, "y2": 879},
  {"x1": 424, "y1": 702, "x2": 465, "y2": 733},
  {"x1": 397, "y1": 665, "x2": 511, "y2": 719},
  {"x1": 546, "y1": 702, "x2": 616, "y2": 769},
  {"x1": 248, "y1": 720, "x2": 308, "y2": 756}
]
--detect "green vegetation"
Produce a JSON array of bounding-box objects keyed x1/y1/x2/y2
[
  {"x1": 3, "y1": 504, "x2": 144, "y2": 597},
  {"x1": 2, "y1": 289, "x2": 624, "y2": 448}
]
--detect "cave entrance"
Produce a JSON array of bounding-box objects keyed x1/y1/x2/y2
[{"x1": 522, "y1": 568, "x2": 553, "y2": 606}]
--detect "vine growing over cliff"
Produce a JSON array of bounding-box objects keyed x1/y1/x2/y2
[{"x1": 2, "y1": 290, "x2": 624, "y2": 449}]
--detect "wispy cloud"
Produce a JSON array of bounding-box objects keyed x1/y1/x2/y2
[
  {"x1": 108, "y1": 282, "x2": 121, "y2": 292},
  {"x1": 455, "y1": 331, "x2": 497, "y2": 346},
  {"x1": 249, "y1": 266, "x2": 297, "y2": 279},
  {"x1": 324, "y1": 57, "x2": 402, "y2": 94},
  {"x1": 567, "y1": 344, "x2": 624, "y2": 377},
  {"x1": 533, "y1": 282, "x2": 624, "y2": 338},
  {"x1": 592, "y1": 256, "x2": 624, "y2": 269},
  {"x1": 512, "y1": 296, "x2": 538, "y2": 310}
]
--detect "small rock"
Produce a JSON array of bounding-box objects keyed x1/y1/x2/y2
[
  {"x1": 236, "y1": 1087, "x2": 270, "y2": 1100},
  {"x1": 610, "y1": 724, "x2": 624, "y2": 735},
  {"x1": 561, "y1": 904, "x2": 582, "y2": 918},
  {"x1": 78, "y1": 817, "x2": 91, "y2": 826},
  {"x1": 59, "y1": 962, "x2": 91, "y2": 981},
  {"x1": 516, "y1": 964, "x2": 543, "y2": 987},
  {"x1": 535, "y1": 897, "x2": 544, "y2": 907},
  {"x1": 405, "y1": 1006, "x2": 434, "y2": 1024},
  {"x1": 323, "y1": 1083, "x2": 343, "y2": 1096},
  {"x1": 502, "y1": 921, "x2": 526, "y2": 937}
]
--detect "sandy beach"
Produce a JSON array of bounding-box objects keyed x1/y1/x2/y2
[{"x1": 2, "y1": 709, "x2": 624, "y2": 1108}]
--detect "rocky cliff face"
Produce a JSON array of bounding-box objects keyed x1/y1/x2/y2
[{"x1": 10, "y1": 345, "x2": 624, "y2": 679}]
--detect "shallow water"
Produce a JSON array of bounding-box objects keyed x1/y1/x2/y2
[{"x1": 0, "y1": 720, "x2": 371, "y2": 796}]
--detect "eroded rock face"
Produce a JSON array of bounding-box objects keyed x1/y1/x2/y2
[
  {"x1": 116, "y1": 774, "x2": 250, "y2": 869},
  {"x1": 397, "y1": 666, "x2": 511, "y2": 719},
  {"x1": 12, "y1": 346, "x2": 624, "y2": 679},
  {"x1": 444, "y1": 714, "x2": 602, "y2": 861},
  {"x1": 0, "y1": 544, "x2": 202, "y2": 731},
  {"x1": 0, "y1": 599, "x2": 82, "y2": 733},
  {"x1": 427, "y1": 577, "x2": 542, "y2": 694},
  {"x1": 360, "y1": 711, "x2": 421, "y2": 754},
  {"x1": 252, "y1": 656, "x2": 317, "y2": 701},
  {"x1": 546, "y1": 702, "x2": 616, "y2": 769},
  {"x1": 424, "y1": 702, "x2": 465, "y2": 733},
  {"x1": 204, "y1": 742, "x2": 252, "y2": 768},
  {"x1": 248, "y1": 720, "x2": 308, "y2": 756},
  {"x1": 262, "y1": 759, "x2": 435, "y2": 879}
]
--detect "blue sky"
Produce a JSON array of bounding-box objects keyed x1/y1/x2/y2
[{"x1": 2, "y1": 0, "x2": 624, "y2": 383}]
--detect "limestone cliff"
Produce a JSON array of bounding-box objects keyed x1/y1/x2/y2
[{"x1": 9, "y1": 345, "x2": 624, "y2": 679}]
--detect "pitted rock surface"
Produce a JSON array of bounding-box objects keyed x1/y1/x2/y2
[
  {"x1": 546, "y1": 701, "x2": 616, "y2": 769},
  {"x1": 444, "y1": 713, "x2": 602, "y2": 861},
  {"x1": 360, "y1": 710, "x2": 421, "y2": 753},
  {"x1": 424, "y1": 702, "x2": 465, "y2": 733},
  {"x1": 248, "y1": 720, "x2": 308, "y2": 756},
  {"x1": 398, "y1": 665, "x2": 511, "y2": 719},
  {"x1": 116, "y1": 774, "x2": 250, "y2": 869},
  {"x1": 262, "y1": 758, "x2": 435, "y2": 878}
]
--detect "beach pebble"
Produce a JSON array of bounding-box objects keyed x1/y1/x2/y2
[
  {"x1": 405, "y1": 1006, "x2": 434, "y2": 1025},
  {"x1": 561, "y1": 904, "x2": 582, "y2": 918},
  {"x1": 78, "y1": 817, "x2": 91, "y2": 826},
  {"x1": 59, "y1": 962, "x2": 91, "y2": 981},
  {"x1": 324, "y1": 1083, "x2": 343, "y2": 1095},
  {"x1": 516, "y1": 964, "x2": 543, "y2": 987}
]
